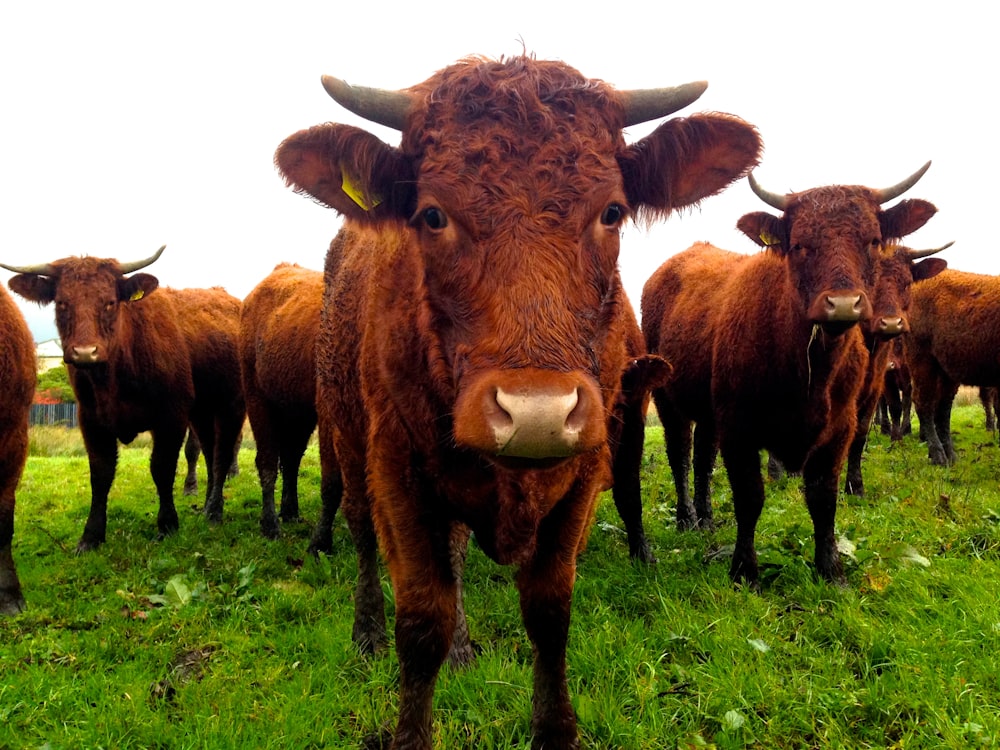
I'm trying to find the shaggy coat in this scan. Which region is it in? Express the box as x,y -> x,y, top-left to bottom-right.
7,256 -> 245,550
238,263 -> 322,538
906,269 -> 1000,464
642,178 -> 936,587
276,54 -> 761,750
0,286 -> 36,615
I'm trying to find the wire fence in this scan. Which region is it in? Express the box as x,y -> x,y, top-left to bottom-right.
29,403 -> 78,428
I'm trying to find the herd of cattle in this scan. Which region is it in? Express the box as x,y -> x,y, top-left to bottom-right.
0,54 -> 994,748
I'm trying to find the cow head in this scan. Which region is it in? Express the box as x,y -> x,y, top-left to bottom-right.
276,55 -> 761,462
3,246 -> 164,367
736,164 -> 937,336
868,242 -> 950,339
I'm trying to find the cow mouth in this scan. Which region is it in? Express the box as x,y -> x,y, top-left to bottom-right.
818,320 -> 860,337
488,455 -> 570,472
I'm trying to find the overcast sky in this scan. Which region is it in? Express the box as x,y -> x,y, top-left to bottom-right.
1,1 -> 991,342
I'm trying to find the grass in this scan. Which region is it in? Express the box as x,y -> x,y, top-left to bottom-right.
3,405 -> 1000,748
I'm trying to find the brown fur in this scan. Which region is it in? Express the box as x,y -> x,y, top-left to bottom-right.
905,269 -> 1000,465
276,54 -> 761,749
8,257 -> 245,550
642,180 -> 936,588
0,285 -> 36,615
238,263 -> 322,538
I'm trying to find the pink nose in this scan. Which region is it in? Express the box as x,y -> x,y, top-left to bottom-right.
453,368 -> 606,459
70,345 -> 99,364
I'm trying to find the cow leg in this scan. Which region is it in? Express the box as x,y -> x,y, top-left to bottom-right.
343,484 -> 387,655
610,394 -> 654,562
843,428 -> 867,497
250,403 -> 281,538
801,441 -> 846,585
900,379 -> 913,437
149,423 -> 183,540
206,412 -> 243,525
518,496 -> 592,750
0,471 -> 25,615
446,523 -> 475,668
182,428 -> 199,496
935,384 -> 959,465
277,416 -> 314,524
720,442 -> 764,589
387,523 -> 457,750
691,420 -> 717,530
307,417 -> 343,555
659,399 -> 697,530
77,418 -> 118,552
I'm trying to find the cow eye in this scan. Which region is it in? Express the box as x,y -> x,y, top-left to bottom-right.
601,203 -> 625,226
422,207 -> 448,231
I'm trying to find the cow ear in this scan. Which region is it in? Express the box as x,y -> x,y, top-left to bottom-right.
275,123 -> 415,222
620,113 -> 762,217
119,273 -> 159,302
8,274 -> 56,304
736,212 -> 785,249
912,257 -> 947,282
881,199 -> 937,241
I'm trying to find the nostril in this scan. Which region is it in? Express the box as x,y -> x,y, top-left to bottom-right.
564,387 -> 586,433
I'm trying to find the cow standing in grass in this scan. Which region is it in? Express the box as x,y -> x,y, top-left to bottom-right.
3,248 -> 246,550
239,263 -> 322,539
276,54 -> 761,749
843,243 -> 949,496
0,285 -> 36,615
906,269 -> 1000,465
642,165 -> 937,587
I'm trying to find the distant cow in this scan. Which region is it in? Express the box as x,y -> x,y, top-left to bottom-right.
642,164 -> 937,587
843,244 -> 949,496
876,337 -> 913,441
182,426 -> 242,497
275,54 -> 761,749
3,248 -> 246,550
239,263 -> 322,539
0,285 -> 36,615
906,268 -> 1000,465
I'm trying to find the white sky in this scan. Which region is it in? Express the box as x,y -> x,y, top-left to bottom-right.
1,1 -> 991,341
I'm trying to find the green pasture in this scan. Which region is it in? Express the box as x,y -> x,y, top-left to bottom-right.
3,403 -> 1000,748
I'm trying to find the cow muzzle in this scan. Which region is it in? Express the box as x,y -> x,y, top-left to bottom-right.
453,368 -> 607,460
807,289 -> 871,334
66,345 -> 101,366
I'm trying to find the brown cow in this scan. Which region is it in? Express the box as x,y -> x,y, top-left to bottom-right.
0,285 -> 36,615
182,426 -> 241,497
842,244 -> 949,496
275,54 -> 761,749
905,268 -> 1000,465
875,337 -> 913,441
642,166 -> 937,587
981,386 -> 999,432
3,248 -> 246,550
239,263 -> 322,539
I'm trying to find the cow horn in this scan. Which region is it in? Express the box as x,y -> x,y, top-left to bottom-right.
321,76 -> 412,131
620,81 -> 709,127
118,245 -> 166,274
873,161 -> 932,204
905,240 -> 954,259
747,172 -> 789,210
0,259 -> 57,275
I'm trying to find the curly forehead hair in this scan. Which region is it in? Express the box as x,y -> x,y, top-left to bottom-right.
400,56 -> 629,230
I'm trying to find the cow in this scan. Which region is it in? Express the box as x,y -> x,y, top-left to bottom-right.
182,426 -> 242,496
875,337 -> 913,441
905,268 -> 1000,465
0,285 -> 36,615
641,164 -> 937,588
3,248 -> 246,550
274,54 -> 762,749
238,263 -> 322,539
842,243 -> 949,496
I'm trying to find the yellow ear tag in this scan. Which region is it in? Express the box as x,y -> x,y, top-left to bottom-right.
130,289 -> 144,301
759,231 -> 781,247
341,168 -> 382,211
